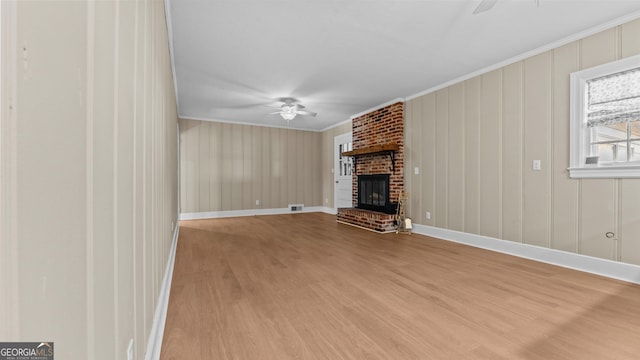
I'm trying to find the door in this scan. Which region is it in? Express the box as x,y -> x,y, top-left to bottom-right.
334,132 -> 353,208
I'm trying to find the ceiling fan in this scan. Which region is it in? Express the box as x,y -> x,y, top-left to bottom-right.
270,98 -> 317,122
473,0 -> 539,14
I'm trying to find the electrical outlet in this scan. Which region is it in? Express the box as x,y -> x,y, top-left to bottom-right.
325,198 -> 329,204
426,211 -> 431,220
256,199 -> 260,206
127,339 -> 134,360
533,160 -> 541,171
414,166 -> 419,175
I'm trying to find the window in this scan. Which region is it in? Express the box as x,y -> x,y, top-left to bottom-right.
338,141 -> 353,176
570,54 -> 640,178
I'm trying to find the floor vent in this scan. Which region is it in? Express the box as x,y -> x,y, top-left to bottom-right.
289,204 -> 304,212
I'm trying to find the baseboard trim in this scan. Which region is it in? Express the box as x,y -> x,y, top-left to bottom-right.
144,220 -> 180,360
412,224 -> 640,285
180,206 -> 336,220
320,206 -> 337,215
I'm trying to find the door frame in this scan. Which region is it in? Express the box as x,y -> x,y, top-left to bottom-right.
333,132 -> 353,209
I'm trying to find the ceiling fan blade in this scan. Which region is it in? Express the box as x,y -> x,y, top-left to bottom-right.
269,111 -> 282,115
218,102 -> 269,109
473,0 -> 497,14
297,110 -> 317,117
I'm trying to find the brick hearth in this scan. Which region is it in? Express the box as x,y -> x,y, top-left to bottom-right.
337,208 -> 397,233
337,102 -> 404,232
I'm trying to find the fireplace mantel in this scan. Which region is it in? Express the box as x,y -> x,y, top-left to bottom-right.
340,142 -> 399,157
341,142 -> 399,172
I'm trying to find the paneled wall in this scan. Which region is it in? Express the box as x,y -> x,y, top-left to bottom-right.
180,119 -> 322,212
0,1 -> 178,359
405,19 -> 640,266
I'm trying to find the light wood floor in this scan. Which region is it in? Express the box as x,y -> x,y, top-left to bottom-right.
160,213 -> 640,359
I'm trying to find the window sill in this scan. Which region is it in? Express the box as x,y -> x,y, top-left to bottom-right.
568,166 -> 640,178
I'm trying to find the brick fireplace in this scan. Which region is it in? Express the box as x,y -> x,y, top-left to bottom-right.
337,102 -> 404,232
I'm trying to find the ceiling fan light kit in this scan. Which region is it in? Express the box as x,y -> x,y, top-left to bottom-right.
271,98 -> 317,122
280,105 -> 298,121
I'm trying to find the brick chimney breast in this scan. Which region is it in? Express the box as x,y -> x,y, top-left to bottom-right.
351,102 -> 404,207
336,101 -> 405,233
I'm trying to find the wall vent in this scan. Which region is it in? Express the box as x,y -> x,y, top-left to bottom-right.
289,204 -> 304,212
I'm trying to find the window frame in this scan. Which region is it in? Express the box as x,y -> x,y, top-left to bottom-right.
569,53 -> 640,178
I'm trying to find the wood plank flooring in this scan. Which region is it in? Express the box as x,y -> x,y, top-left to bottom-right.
160,213 -> 640,359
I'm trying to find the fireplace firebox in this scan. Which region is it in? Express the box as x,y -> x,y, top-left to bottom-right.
357,174 -> 397,214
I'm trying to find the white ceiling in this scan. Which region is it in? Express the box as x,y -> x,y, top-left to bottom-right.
167,0 -> 640,131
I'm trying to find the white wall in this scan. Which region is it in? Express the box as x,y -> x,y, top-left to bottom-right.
0,0 -> 178,359
404,18 -> 640,266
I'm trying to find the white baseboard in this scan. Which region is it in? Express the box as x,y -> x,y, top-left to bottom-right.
145,220 -> 180,360
320,206 -> 337,215
412,224 -> 640,285
180,206 -> 336,220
